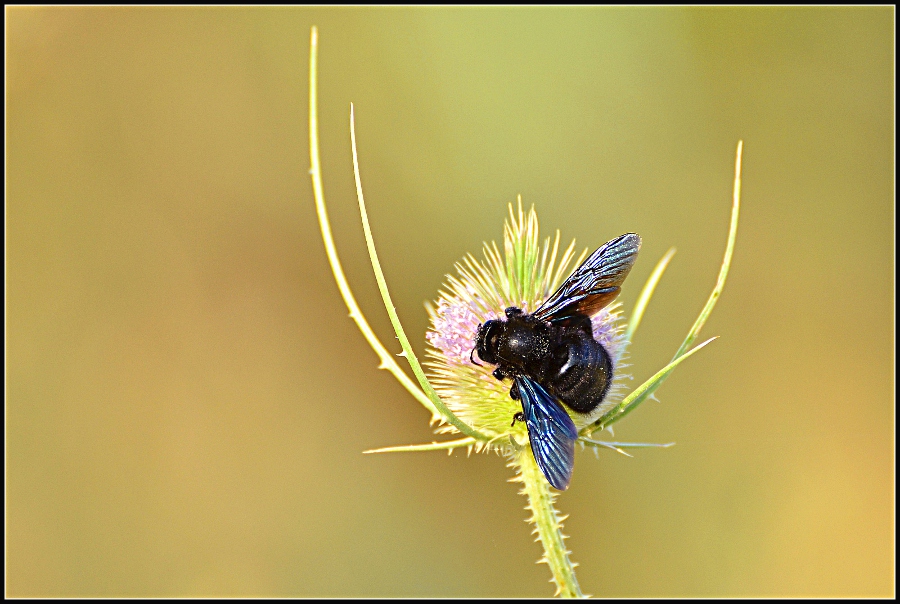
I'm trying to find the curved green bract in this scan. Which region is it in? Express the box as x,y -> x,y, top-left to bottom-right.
581,337 -> 717,437
349,106 -> 490,442
308,28 -> 439,419
671,142 -> 742,361
625,247 -> 676,344
364,437 -> 477,454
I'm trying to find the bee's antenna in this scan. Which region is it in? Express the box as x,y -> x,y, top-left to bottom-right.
470,347 -> 482,366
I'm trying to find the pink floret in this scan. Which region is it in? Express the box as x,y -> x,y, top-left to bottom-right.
426,298 -> 485,366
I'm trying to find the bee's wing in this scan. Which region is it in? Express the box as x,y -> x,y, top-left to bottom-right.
534,233 -> 641,325
515,376 -> 578,491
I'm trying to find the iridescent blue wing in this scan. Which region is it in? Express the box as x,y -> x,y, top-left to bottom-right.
534,233 -> 641,325
515,376 -> 578,491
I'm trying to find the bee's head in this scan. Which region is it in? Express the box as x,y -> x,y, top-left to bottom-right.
473,319 -> 503,366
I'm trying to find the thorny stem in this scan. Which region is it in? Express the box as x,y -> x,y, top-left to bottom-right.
514,448 -> 584,598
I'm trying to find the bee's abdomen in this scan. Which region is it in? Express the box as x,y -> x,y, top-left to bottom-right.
552,333 -> 612,414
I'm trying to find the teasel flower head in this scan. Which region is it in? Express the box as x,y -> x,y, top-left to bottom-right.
425,200 -> 629,448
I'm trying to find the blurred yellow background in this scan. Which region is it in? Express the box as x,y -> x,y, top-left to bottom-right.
7,7 -> 893,597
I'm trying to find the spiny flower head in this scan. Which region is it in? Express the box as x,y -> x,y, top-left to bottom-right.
425,201 -> 630,447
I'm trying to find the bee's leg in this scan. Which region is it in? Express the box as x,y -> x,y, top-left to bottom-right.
504,307 -> 524,318
510,411 -> 525,427
508,382 -> 524,426
492,368 -> 507,381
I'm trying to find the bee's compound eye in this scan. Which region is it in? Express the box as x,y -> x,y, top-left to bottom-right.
476,320 -> 502,365
482,320 -> 500,342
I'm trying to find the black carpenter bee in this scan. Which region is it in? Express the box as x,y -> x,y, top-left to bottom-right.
472,233 -> 641,490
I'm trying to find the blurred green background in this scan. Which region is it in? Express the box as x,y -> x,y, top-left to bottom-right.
7,6 -> 893,597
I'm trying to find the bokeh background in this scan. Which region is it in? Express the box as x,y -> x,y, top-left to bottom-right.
7,7 -> 893,597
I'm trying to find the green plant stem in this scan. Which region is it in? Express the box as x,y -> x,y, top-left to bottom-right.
516,448 -> 584,598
